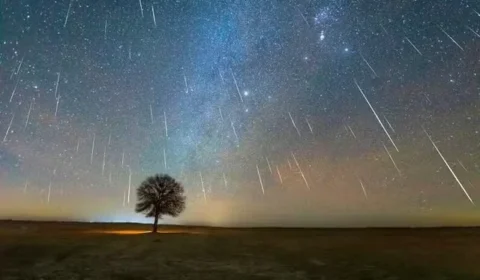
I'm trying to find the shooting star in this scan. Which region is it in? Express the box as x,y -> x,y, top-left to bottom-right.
64,0 -> 73,28
230,119 -> 239,144
358,178 -> 368,199
230,69 -> 244,103
104,19 -> 107,40
222,173 -> 228,189
276,165 -> 283,184
16,56 -> 24,75
347,124 -> 357,139
265,157 -> 273,174
90,133 -> 95,164
219,69 -> 225,84
199,172 -> 206,202
163,148 -> 167,170
256,164 -> 265,195
423,127 -> 474,205
439,26 -> 464,51
54,95 -> 61,117
54,72 -> 61,99
47,182 -> 52,204
380,23 -> 389,36
121,151 -> 125,168
149,105 -> 154,124
24,99 -> 34,130
422,93 -> 432,104
305,118 -> 313,134
76,138 -> 80,153
127,167 -> 132,204
183,72 -> 189,93
383,115 -> 395,133
102,146 -> 106,176
151,5 -> 156,27
164,111 -> 168,138
10,66 -> 16,80
123,190 -> 126,207
360,53 -> 378,77
9,77 -> 20,103
3,113 -> 15,143
457,160 -> 468,172
138,0 -> 144,17
404,37 -> 423,55
466,26 -> 480,38
218,107 -> 224,122
295,6 -> 310,27
354,79 -> 399,152
383,143 -> 401,176
291,152 -> 310,190
288,112 -> 301,137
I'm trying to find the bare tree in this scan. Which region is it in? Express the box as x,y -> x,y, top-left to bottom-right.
135,174 -> 186,233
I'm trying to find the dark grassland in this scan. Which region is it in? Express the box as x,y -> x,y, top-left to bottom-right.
1,221 -> 480,280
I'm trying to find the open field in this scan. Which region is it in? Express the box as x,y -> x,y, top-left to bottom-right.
1,221 -> 480,279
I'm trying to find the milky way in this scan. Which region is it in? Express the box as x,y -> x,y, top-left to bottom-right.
1,0 -> 480,226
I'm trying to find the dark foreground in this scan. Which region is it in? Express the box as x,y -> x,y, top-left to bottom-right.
1,221 -> 480,280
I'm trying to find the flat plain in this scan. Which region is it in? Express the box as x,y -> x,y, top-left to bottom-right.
1,221 -> 479,279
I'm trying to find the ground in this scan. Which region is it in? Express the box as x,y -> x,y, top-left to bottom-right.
0,221 -> 479,279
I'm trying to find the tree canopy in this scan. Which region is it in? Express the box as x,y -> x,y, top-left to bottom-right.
135,174 -> 186,232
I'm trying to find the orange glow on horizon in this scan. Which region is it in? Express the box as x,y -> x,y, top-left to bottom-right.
85,229 -> 204,235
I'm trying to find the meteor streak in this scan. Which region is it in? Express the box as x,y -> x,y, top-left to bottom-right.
276,165 -> 283,184
291,152 -> 310,190
265,157 -> 273,174
138,0 -> 144,17
404,37 -> 422,55
354,79 -> 399,152
127,167 -> 132,204
288,112 -> 301,137
3,114 -> 14,143
383,143 -> 401,176
358,178 -> 368,199
256,164 -> 265,195
24,99 -> 34,130
423,127 -> 474,205
439,26 -> 464,51
90,133 -> 95,164
360,53 -> 378,77
64,0 -> 73,28
199,172 -> 206,202
230,69 -> 244,104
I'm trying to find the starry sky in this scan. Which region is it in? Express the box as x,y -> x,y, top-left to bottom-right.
0,0 -> 479,227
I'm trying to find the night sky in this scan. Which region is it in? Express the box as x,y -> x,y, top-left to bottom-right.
1,0 -> 479,227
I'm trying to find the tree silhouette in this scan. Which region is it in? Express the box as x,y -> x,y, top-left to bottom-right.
135,174 -> 186,233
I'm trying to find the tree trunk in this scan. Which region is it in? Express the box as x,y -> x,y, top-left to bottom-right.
152,214 -> 159,233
